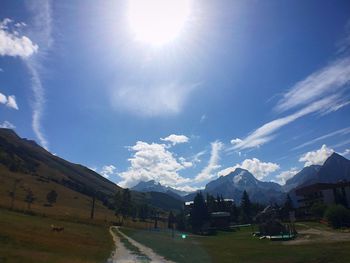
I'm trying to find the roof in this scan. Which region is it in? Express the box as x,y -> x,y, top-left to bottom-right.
211,212 -> 230,218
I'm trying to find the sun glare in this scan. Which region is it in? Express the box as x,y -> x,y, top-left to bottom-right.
127,0 -> 192,46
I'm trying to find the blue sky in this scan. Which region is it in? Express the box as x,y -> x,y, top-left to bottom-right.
1,0 -> 350,191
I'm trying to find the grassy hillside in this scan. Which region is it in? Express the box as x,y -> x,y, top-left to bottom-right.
0,209 -> 113,263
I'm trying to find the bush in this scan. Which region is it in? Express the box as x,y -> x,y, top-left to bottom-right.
324,205 -> 350,228
310,203 -> 327,218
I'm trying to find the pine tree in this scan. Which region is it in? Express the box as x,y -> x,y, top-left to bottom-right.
240,190 -> 252,223
168,211 -> 175,229
46,190 -> 58,206
190,192 -> 209,233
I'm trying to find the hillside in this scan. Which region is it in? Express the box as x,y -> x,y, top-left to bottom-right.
0,128 -> 182,218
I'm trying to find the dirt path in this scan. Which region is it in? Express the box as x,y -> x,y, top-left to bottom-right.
108,227 -> 175,263
285,225 -> 350,245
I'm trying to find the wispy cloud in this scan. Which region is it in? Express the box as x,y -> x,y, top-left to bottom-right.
292,127 -> 350,151
194,141 -> 223,182
24,0 -> 53,150
112,82 -> 199,117
230,95 -> 347,150
275,168 -> 299,185
275,57 -> 350,113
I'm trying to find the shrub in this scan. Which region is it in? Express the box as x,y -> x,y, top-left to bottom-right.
310,203 -> 327,218
324,204 -> 350,228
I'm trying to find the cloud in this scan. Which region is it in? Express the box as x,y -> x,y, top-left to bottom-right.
275,57 -> 350,112
230,95 -> 348,150
299,144 -> 334,167
24,0 -> 53,150
0,121 -> 16,129
194,141 -> 223,182
341,149 -> 350,157
218,158 -> 280,180
0,18 -> 38,58
6,95 -> 19,110
160,134 -> 189,145
275,168 -> 299,185
200,114 -> 207,123
292,127 -> 350,151
118,141 -> 191,188
0,92 -> 19,110
112,82 -> 198,117
100,165 -> 117,179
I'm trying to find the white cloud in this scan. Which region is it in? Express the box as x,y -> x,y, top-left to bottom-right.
173,185 -> 202,193
0,92 -> 19,110
160,134 -> 189,145
100,165 -> 117,179
194,141 -> 223,182
341,149 -> 350,157
0,121 -> 16,129
179,157 -> 193,168
275,168 -> 299,185
0,18 -> 38,58
275,57 -> 350,112
292,127 -> 350,151
112,82 -> 198,117
230,95 -> 348,150
118,141 -> 191,188
299,144 -> 334,167
218,158 -> 280,180
6,95 -> 18,110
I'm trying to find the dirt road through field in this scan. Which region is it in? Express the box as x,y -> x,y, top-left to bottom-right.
108,227 -> 175,263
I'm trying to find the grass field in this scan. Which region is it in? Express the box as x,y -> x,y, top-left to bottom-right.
0,208 -> 113,263
0,168 -> 116,222
121,224 -> 350,263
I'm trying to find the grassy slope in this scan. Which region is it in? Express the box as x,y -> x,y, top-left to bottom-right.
121,224 -> 350,263
0,209 -> 114,263
0,168 -> 116,221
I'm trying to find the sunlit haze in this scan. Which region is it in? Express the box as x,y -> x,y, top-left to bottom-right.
127,0 -> 192,46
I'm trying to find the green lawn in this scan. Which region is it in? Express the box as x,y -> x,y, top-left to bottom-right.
0,208 -> 114,263
121,224 -> 350,263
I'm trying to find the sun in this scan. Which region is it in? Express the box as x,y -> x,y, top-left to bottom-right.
127,0 -> 192,46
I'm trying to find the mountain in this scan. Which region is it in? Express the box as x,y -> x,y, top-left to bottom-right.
314,152 -> 350,183
283,165 -> 321,192
131,180 -> 189,198
0,128 -> 181,215
286,153 -> 350,192
185,168 -> 285,204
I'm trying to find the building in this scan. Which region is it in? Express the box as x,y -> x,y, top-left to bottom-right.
295,182 -> 350,210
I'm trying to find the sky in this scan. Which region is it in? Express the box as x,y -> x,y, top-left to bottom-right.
1,0 -> 350,192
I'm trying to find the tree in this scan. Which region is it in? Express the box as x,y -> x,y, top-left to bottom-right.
46,190 -> 58,206
25,189 -> 35,211
281,194 -> 294,220
206,193 -> 216,213
190,192 -> 209,233
310,203 -> 327,218
175,210 -> 187,231
138,204 -> 149,221
240,190 -> 252,223
120,188 -> 132,220
324,205 -> 350,228
168,211 -> 175,229
9,178 -> 21,210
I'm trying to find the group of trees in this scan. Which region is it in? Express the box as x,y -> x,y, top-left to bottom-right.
8,178 -> 58,211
